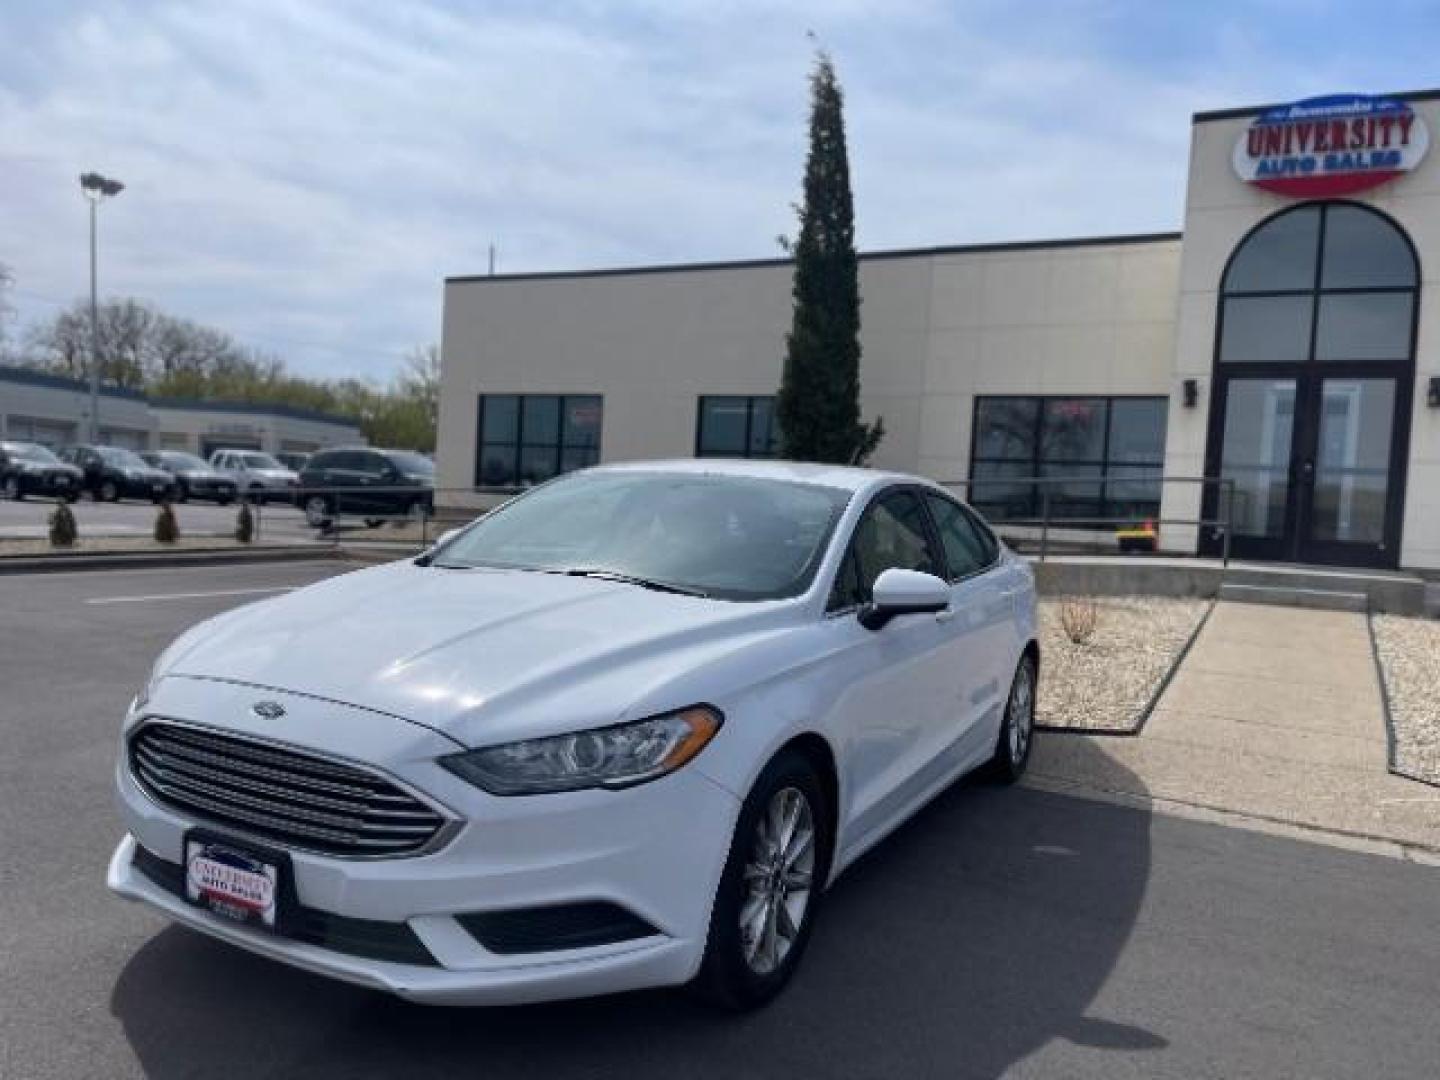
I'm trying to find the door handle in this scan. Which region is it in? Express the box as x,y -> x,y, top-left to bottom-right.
935,608 -> 956,624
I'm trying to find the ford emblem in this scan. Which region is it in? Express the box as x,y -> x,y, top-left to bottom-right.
251,701 -> 286,720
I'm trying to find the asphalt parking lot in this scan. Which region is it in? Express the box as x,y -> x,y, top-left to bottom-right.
3,560 -> 1439,1079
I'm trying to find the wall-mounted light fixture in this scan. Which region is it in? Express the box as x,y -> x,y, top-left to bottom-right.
1182,378 -> 1200,408
1428,376 -> 1440,408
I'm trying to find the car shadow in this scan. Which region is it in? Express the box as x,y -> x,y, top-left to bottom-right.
111,737 -> 1161,1079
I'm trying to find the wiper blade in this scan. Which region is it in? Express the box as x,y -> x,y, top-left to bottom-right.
559,568 -> 709,598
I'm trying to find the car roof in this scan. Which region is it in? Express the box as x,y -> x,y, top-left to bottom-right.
588,458 -> 925,495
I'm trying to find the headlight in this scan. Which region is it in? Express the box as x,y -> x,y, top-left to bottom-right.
440,705 -> 723,795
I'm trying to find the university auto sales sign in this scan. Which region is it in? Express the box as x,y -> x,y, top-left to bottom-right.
1233,93 -> 1429,197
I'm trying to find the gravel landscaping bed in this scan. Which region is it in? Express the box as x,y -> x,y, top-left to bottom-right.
1370,615 -> 1440,786
1037,596 -> 1211,733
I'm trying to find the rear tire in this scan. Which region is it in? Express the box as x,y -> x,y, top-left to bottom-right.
693,749 -> 831,1011
988,653 -> 1037,784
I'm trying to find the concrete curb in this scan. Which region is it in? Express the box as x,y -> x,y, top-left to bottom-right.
1035,597 -> 1216,739
0,545 -> 338,575
1365,611 -> 1440,792
1023,771 -> 1440,864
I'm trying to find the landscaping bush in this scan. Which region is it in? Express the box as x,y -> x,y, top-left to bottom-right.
49,502 -> 79,548
235,503 -> 255,544
153,502 -> 180,545
1059,596 -> 1099,644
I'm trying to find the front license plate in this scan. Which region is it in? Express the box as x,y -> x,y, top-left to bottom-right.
152,484 -> 164,494
185,837 -> 281,929
55,477 -> 69,487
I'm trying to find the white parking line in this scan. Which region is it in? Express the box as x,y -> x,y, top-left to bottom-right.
85,586 -> 297,605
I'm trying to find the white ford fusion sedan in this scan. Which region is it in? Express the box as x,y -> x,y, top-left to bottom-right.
108,460 -> 1038,1009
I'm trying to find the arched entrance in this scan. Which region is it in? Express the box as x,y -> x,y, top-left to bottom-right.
1202,201 -> 1418,568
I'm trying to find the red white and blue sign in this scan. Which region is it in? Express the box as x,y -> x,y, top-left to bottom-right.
1233,94 -> 1429,198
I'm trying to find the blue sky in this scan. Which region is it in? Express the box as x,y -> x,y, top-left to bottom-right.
3,0 -> 1439,380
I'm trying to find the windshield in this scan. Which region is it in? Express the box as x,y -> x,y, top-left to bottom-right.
97,447 -> 148,469
6,443 -> 59,463
240,452 -> 283,469
436,471 -> 852,601
387,451 -> 434,475
161,452 -> 210,470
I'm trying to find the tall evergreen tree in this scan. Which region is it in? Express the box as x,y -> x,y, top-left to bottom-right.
776,52 -> 884,464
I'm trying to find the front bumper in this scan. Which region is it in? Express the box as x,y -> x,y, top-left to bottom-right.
110,688 -> 740,1005
17,470 -> 81,497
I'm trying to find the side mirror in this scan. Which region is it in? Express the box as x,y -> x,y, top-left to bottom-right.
859,568 -> 950,631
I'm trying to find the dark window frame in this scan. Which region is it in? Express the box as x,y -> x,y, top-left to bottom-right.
694,395 -> 778,459
1218,202 -> 1420,368
475,394 -> 603,487
967,394 -> 1168,523
923,490 -> 1001,582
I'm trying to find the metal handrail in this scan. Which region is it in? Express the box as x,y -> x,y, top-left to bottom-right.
938,474 -> 1237,566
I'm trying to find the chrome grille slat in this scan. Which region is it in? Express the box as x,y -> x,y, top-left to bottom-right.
133,760 -> 436,836
138,735 -> 418,804
158,726 -> 398,789
129,723 -> 449,857
132,744 -> 438,821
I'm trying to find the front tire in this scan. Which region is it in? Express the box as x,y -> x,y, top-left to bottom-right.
988,653 -> 1037,784
174,482 -> 189,503
3,476 -> 22,501
99,480 -> 119,502
694,749 -> 830,1010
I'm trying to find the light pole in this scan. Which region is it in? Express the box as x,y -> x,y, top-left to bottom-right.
79,171 -> 123,443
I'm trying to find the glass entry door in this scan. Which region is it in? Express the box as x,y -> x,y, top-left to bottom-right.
1303,378 -> 1399,565
1209,374 -> 1406,567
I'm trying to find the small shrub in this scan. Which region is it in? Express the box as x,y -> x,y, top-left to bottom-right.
1059,596 -> 1099,645
154,502 -> 180,545
49,502 -> 79,548
235,503 -> 255,544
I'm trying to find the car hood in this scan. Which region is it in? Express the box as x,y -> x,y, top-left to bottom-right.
177,468 -> 229,481
159,560 -> 799,746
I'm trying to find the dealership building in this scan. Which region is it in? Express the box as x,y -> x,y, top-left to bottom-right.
0,366 -> 363,457
436,90 -> 1440,572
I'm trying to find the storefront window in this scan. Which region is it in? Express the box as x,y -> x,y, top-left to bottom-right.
696,396 -> 777,458
969,396 -> 1166,522
476,395 -> 601,486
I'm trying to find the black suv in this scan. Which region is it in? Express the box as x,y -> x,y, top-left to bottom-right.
58,445 -> 176,502
298,447 -> 435,527
0,441 -> 84,501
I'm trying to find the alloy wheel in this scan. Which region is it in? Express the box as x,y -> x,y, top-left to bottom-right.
739,786 -> 815,976
304,496 -> 330,527
1008,660 -> 1035,764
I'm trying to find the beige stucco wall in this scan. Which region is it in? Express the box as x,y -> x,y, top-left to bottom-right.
1164,98 -> 1440,569
436,239 -> 1181,500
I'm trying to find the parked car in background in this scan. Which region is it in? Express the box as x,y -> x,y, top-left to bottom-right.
0,441 -> 84,501
297,446 -> 435,527
58,445 -> 175,503
141,452 -> 238,505
208,449 -> 300,504
274,451 -> 311,473
108,461 -> 1038,1009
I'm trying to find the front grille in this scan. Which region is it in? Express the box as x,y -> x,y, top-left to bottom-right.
129,722 -> 449,858
131,844 -> 438,966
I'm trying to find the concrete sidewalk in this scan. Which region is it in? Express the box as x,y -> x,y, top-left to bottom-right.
1029,601 -> 1440,853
